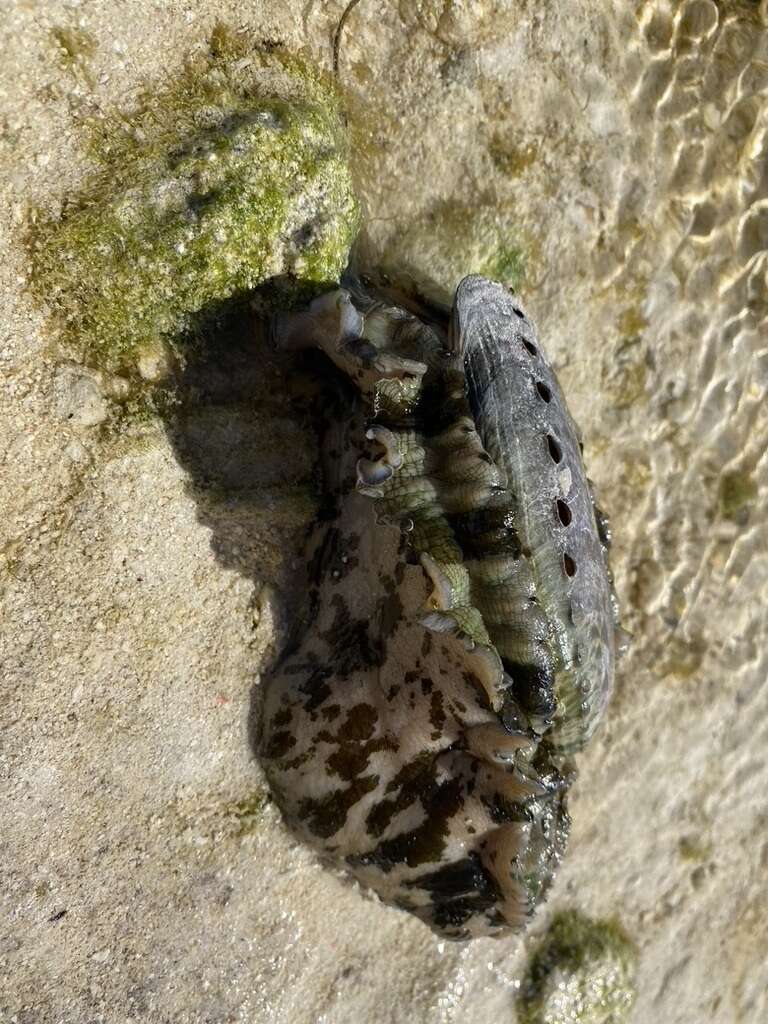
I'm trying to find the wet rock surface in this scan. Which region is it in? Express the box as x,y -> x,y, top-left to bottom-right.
1,2 -> 767,1023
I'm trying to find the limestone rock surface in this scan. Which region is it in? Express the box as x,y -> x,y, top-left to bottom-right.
2,2 -> 767,1023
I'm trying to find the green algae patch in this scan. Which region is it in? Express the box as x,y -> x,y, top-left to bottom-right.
27,42 -> 359,373
678,834 -> 712,863
617,305 -> 648,338
51,25 -> 96,67
489,136 -> 539,179
602,336 -> 649,411
225,789 -> 269,836
719,469 -> 757,522
373,198 -> 528,304
518,911 -> 637,1024
482,243 -> 526,290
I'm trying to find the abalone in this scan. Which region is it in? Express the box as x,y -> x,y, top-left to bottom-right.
258,276 -> 618,939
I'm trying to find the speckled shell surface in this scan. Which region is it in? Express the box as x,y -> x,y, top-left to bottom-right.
258,277 -> 617,939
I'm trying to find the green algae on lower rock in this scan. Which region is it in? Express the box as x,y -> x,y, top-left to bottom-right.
518,911 -> 637,1024
27,42 -> 359,373
719,469 -> 758,522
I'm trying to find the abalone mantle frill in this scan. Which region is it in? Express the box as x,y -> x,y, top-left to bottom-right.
258,276 -> 619,939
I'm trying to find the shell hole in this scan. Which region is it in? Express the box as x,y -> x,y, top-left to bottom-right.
536,381 -> 552,402
513,307 -> 525,319
563,552 -> 577,577
546,434 -> 562,463
556,499 -> 572,526
522,338 -> 538,356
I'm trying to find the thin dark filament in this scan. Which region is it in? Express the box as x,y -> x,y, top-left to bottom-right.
333,0 -> 364,76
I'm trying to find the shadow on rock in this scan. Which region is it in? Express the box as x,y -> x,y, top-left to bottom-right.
159,283 -> 335,757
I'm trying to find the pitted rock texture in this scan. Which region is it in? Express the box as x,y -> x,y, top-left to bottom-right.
1,2 -> 767,1023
